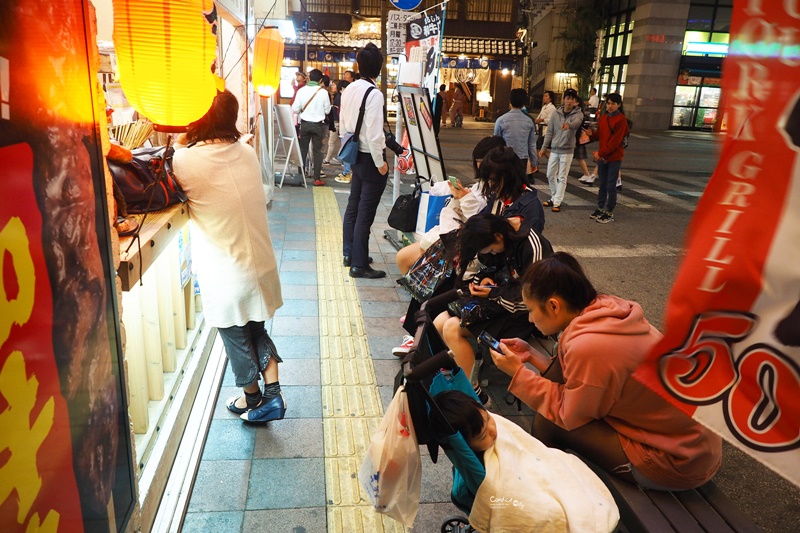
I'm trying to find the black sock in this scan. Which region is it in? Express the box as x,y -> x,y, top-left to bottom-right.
244,389 -> 263,409
263,381 -> 281,400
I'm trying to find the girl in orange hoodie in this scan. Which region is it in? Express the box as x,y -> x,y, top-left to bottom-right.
490,252 -> 722,490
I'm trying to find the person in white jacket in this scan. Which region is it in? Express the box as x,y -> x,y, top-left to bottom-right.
173,90 -> 286,424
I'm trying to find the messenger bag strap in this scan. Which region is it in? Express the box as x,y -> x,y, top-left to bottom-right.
300,87 -> 324,113
353,86 -> 376,137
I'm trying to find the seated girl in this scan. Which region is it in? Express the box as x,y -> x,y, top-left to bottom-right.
490,252 -> 723,490
434,213 -> 552,405
434,390 -> 619,532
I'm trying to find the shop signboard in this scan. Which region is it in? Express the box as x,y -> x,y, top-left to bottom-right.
635,0 -> 800,487
387,10 -> 419,56
405,8 -> 443,101
0,1 -> 136,531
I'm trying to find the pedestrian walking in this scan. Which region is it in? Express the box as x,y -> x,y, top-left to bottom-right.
339,43 -> 389,278
538,88 -> 583,212
450,85 -> 465,127
535,90 -> 556,149
493,88 -> 538,183
433,84 -> 451,134
292,69 -> 332,186
587,93 -> 629,223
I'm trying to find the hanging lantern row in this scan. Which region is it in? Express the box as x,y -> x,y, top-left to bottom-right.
112,0 -> 218,129
253,27 -> 285,98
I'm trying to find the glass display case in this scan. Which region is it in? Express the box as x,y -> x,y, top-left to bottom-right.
674,86 -> 699,107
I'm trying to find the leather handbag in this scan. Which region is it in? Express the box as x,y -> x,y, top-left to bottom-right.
338,86 -> 375,165
388,182 -> 421,232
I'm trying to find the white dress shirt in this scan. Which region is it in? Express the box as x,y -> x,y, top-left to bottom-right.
339,78 -> 386,168
536,102 -> 556,125
291,82 -> 331,123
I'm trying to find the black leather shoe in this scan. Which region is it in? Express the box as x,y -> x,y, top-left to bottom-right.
349,265 -> 386,279
343,255 -> 373,267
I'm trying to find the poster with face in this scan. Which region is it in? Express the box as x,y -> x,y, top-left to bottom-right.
0,1 -> 135,531
405,9 -> 443,100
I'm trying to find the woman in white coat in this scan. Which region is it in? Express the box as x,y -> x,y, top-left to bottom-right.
173,90 -> 286,424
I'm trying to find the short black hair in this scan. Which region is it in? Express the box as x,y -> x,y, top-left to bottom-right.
308,69 -> 323,82
187,89 -> 241,143
563,88 -> 578,99
338,80 -> 349,92
320,74 -> 330,87
357,43 -> 383,79
509,88 -> 527,108
440,84 -> 447,91
544,90 -> 555,102
432,390 -> 486,443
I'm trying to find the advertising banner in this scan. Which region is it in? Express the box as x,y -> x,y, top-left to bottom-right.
405,8 -> 443,100
0,1 -> 136,531
387,10 -> 419,57
634,0 -> 800,487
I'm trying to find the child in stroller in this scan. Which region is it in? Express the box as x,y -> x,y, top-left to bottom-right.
398,295 -> 619,533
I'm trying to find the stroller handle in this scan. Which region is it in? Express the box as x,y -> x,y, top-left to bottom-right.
419,288 -> 465,318
404,349 -> 457,382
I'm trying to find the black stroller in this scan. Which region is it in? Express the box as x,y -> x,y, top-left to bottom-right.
395,289 -> 488,533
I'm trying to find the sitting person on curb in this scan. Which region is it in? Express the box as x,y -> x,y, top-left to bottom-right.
433,214 -> 553,406
489,252 -> 723,490
395,135 -> 505,275
433,390 -> 620,532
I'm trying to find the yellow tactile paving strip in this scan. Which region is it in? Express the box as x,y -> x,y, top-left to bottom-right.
314,188 -> 407,532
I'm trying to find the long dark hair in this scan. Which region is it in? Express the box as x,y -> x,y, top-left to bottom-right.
521,252 -> 597,312
432,390 -> 486,443
186,89 -> 241,143
457,214 -> 525,279
478,146 -> 525,200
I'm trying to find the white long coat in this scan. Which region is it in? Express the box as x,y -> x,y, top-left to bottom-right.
173,140 -> 282,328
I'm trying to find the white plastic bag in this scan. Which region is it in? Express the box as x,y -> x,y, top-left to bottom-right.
358,386 -> 421,527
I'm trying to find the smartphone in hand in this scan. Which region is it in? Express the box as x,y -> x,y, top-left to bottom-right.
478,331 -> 502,352
448,176 -> 462,190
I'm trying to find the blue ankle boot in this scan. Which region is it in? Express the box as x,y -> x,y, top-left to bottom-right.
240,392 -> 286,423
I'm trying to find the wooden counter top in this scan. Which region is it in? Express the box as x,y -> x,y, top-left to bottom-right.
118,204 -> 189,291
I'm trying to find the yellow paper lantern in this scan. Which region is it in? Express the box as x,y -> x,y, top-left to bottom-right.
113,0 -> 218,128
253,27 -> 285,97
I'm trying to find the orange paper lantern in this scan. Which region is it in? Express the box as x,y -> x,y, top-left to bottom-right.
253,27 -> 285,97
113,0 -> 218,127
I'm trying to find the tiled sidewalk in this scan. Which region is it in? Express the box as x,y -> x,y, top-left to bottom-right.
183,181 -> 535,532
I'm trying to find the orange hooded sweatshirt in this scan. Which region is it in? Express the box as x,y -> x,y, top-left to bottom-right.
508,294 -> 722,489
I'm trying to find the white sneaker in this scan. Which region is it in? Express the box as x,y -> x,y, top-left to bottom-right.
579,173 -> 592,183
616,177 -> 622,189
392,335 -> 414,357
582,173 -> 597,185
334,172 -> 352,183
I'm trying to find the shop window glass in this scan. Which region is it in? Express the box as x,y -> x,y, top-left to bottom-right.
674,86 -> 699,107
624,33 -> 632,55
710,33 -> 729,44
713,7 -> 732,32
672,107 -> 695,127
699,86 -> 721,108
695,107 -> 717,128
687,6 -> 714,31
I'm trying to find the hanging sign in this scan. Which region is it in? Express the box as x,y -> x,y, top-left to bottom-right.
387,10 -> 418,56
391,0 -> 422,10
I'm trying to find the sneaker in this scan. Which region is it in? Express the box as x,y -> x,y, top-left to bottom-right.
583,173 -> 597,185
334,172 -> 352,183
597,211 -> 615,224
616,177 -> 622,190
392,335 -> 414,357
474,385 -> 492,408
589,209 -> 604,219
314,179 -> 325,186
578,173 -> 592,183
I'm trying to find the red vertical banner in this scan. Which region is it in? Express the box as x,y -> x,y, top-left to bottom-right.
1,1 -> 136,531
634,1 -> 800,486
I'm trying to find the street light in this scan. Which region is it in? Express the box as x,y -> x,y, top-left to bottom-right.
252,26 -> 285,201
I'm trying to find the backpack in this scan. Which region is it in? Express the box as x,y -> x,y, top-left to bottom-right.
108,146 -> 186,214
609,117 -> 633,148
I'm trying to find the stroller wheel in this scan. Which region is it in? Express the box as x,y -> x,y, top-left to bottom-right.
441,515 -> 472,533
